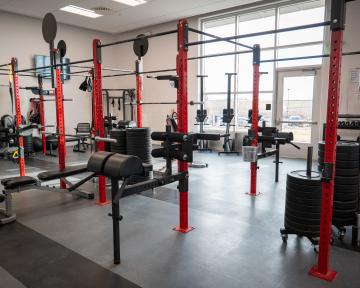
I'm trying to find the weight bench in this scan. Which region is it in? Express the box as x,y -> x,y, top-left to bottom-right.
0,163 -> 106,225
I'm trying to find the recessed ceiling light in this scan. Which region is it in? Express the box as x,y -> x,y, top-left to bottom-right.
60,5 -> 103,18
112,0 -> 147,7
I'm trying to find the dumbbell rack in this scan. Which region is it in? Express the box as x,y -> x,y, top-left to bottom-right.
338,114 -> 360,130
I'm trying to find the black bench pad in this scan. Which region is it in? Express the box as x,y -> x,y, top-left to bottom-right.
1,176 -> 38,190
38,165 -> 88,181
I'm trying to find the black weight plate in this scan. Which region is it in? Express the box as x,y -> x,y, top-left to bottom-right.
319,141 -> 360,154
286,193 -> 322,206
287,170 -> 321,186
333,200 -> 358,211
336,167 -> 359,177
286,181 -> 322,193
337,152 -> 359,161
285,205 -> 320,219
285,211 -> 320,226
285,218 -> 320,233
335,160 -> 359,169
333,217 -> 356,227
42,13 -> 57,44
333,210 -> 357,219
334,192 -> 358,202
133,34 -> 149,58
335,175 -> 360,185
334,184 -> 359,193
285,199 -> 321,213
286,188 -> 322,200
57,40 -> 67,58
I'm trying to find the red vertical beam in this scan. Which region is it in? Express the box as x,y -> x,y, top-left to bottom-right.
55,68 -> 66,189
93,39 -> 108,205
11,58 -> 25,176
249,45 -> 260,196
309,0 -> 345,281
38,76 -> 47,155
135,59 -> 143,128
174,19 -> 193,233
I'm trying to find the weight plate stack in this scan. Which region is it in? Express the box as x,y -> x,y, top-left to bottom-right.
284,170 -> 322,238
318,141 -> 359,227
126,128 -> 152,163
110,129 -> 126,154
126,128 -> 152,184
32,136 -> 43,153
23,135 -> 33,154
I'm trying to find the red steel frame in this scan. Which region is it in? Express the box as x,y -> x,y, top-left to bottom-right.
174,19 -> 193,233
309,29 -> 343,282
11,58 -> 25,176
249,45 -> 260,196
55,68 -> 67,189
136,59 -> 143,127
93,39 -> 108,205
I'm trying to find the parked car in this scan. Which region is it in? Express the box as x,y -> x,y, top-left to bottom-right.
288,115 -> 305,127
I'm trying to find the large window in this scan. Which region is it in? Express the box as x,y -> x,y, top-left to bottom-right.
201,0 -> 325,131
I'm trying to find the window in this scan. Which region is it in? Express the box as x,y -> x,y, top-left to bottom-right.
201,0 -> 325,131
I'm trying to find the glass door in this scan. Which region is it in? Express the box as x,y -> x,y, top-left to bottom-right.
276,68 -> 321,158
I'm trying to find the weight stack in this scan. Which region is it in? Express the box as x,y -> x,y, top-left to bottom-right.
126,128 -> 152,184
284,170 -> 322,238
109,129 -> 126,154
23,135 -> 33,155
318,141 -> 360,227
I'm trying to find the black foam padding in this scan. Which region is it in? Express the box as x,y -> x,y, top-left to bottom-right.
87,152 -> 115,174
38,165 -> 88,181
103,154 -> 144,179
1,176 -> 38,189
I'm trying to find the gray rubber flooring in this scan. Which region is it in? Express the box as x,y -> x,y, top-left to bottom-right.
0,149 -> 360,288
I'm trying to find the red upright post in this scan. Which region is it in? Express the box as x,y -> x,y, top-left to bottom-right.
174,19 -> 193,233
55,68 -> 66,189
38,75 -> 47,155
11,58 -> 25,176
309,0 -> 346,281
135,59 -> 143,128
93,39 -> 108,205
249,45 -> 261,196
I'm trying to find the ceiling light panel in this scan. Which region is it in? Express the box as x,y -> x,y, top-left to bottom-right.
112,0 -> 147,7
60,5 -> 103,18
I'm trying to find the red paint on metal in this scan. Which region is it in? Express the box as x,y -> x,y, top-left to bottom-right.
55,69 -> 66,189
174,19 -> 193,233
136,60 -> 143,128
93,39 -> 107,204
309,30 -> 343,281
249,63 -> 260,196
11,58 -> 25,176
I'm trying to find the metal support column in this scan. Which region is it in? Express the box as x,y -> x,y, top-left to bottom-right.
11,58 -> 25,176
55,68 -> 66,189
93,39 -> 108,205
309,0 -> 346,281
174,19 -> 193,233
135,59 -> 143,127
249,45 -> 261,196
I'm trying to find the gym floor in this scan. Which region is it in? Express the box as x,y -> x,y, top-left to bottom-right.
0,149 -> 359,288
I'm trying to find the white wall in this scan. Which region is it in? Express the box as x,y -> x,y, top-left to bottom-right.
0,11 -> 118,134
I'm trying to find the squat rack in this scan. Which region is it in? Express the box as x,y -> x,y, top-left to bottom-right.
185,0 -> 354,281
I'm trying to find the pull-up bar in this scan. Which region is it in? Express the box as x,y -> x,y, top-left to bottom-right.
16,59 -> 93,73
99,29 -> 178,48
186,21 -> 332,47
